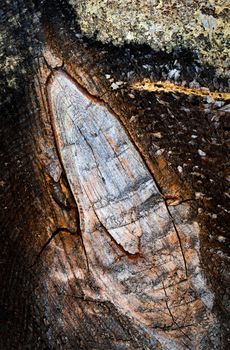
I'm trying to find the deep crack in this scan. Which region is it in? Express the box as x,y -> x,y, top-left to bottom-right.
162,281 -> 192,349
29,227 -> 75,268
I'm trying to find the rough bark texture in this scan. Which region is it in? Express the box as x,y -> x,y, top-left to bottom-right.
0,1 -> 229,349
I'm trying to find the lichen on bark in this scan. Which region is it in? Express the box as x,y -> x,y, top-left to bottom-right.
69,0 -> 230,75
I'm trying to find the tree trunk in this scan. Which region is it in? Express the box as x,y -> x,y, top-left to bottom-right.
0,1 -> 229,349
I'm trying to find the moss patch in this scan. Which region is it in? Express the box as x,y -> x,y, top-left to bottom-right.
69,0 -> 230,75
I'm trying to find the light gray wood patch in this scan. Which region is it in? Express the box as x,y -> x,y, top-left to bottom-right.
47,72 -> 215,343
48,71 -> 169,255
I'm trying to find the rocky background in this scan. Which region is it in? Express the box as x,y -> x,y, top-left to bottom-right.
69,0 -> 230,75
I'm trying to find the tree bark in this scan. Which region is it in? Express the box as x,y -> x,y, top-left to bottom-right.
0,1 -> 229,349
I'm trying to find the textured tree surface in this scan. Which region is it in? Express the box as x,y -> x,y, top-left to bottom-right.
0,1 -> 229,349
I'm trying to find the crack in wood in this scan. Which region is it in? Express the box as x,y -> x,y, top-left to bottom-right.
161,281 -> 192,349
164,203 -> 188,277
93,209 -> 141,259
29,227 -> 74,268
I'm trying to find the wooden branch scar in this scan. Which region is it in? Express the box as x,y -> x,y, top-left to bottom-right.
47,71 -> 215,342
48,71 -> 174,257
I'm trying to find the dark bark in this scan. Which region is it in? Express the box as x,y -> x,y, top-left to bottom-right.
0,1 -> 229,349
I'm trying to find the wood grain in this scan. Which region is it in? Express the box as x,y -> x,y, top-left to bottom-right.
48,71 -> 170,256
1,1 -> 229,348
47,71 -> 216,348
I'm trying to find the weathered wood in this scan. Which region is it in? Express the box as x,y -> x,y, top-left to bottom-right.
0,1 -> 229,349
49,71 -> 165,256
47,70 -> 217,348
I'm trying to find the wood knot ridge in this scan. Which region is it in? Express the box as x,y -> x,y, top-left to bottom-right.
132,79 -> 230,101
47,70 -> 188,276
43,70 -> 221,344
